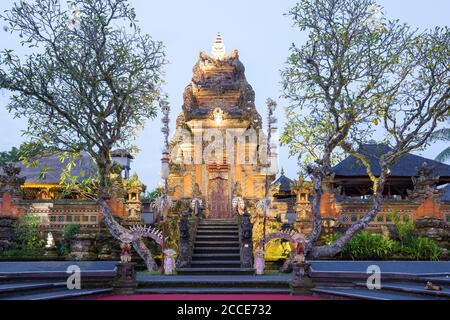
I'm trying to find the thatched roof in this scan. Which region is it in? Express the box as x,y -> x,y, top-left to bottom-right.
1,152 -> 97,185
332,144 -> 450,178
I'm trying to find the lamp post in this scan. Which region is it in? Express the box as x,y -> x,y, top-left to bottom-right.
263,98 -> 278,250
160,101 -> 171,274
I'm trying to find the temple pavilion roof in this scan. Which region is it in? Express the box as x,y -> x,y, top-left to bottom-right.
441,185 -> 450,202
332,144 -> 450,180
6,152 -> 97,185
271,169 -> 294,193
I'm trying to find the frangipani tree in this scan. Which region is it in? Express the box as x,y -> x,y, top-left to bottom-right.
281,0 -> 450,258
0,0 -> 166,270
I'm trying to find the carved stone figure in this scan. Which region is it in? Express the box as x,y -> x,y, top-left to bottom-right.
241,213 -> 252,240
0,164 -> 26,197
407,162 -> 443,201
179,213 -> 190,240
120,242 -> 132,263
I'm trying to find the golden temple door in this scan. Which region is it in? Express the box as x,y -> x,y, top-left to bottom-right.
207,177 -> 231,219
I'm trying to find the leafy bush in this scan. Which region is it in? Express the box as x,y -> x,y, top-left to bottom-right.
392,211 -> 414,245
342,231 -> 396,260
400,236 -> 443,261
58,224 -> 81,256
2,214 -> 45,257
324,232 -> 342,246
391,211 -> 443,261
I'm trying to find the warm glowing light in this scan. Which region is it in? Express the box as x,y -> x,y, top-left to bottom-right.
213,107 -> 224,126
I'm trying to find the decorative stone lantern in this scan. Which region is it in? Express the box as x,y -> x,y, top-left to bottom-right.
124,173 -> 146,222
163,249 -> 177,275
44,232 -> 58,257
254,249 -> 265,275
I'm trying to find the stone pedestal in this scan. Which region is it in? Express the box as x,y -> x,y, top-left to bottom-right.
0,217 -> 16,253
44,246 -> 58,257
290,262 -> 315,296
415,218 -> 449,250
69,234 -> 97,261
113,262 -> 137,295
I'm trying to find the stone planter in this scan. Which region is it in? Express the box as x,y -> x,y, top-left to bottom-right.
0,217 -> 16,253
69,234 -> 97,261
415,218 -> 449,249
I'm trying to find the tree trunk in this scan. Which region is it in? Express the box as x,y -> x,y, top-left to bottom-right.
132,239 -> 158,271
306,172 -> 324,253
97,199 -> 158,271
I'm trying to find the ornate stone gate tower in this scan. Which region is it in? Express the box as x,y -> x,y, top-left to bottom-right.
168,33 -> 277,219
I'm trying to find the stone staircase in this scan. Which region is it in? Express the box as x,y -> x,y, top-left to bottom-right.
137,274 -> 291,294
310,268 -> 450,300
0,281 -> 112,300
177,219 -> 254,275
0,261 -> 116,300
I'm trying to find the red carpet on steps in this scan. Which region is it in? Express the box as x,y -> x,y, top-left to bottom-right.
94,294 -> 323,301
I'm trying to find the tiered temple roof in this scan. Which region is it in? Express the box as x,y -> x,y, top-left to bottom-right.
178,33 -> 262,128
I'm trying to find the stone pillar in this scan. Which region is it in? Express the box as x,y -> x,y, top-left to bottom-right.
0,216 -> 17,254
113,262 -> 137,295
176,212 -> 196,269
290,262 -> 315,296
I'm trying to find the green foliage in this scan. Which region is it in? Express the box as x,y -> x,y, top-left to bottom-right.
2,214 -> 45,257
0,141 -> 47,167
252,218 -> 290,260
430,123 -> 450,163
391,211 -> 443,261
156,217 -> 179,254
337,213 -> 444,261
392,211 -> 414,245
324,232 -> 342,246
399,236 -> 443,261
14,215 -> 43,249
280,0 -> 416,170
141,187 -> 163,201
58,224 -> 81,257
342,231 -> 396,260
0,147 -> 20,167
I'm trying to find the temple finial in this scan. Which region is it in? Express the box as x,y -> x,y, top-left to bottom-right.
211,32 -> 226,59
281,168 -> 285,176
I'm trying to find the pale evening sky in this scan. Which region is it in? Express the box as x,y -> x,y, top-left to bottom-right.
0,0 -> 449,189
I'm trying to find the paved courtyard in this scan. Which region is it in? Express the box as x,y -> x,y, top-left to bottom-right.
0,260 -> 449,275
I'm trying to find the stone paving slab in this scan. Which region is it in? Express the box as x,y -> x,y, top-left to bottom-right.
95,294 -> 322,301
354,281 -> 450,298
422,276 -> 450,284
310,261 -> 450,275
0,261 -> 118,273
0,282 -> 66,293
137,274 -> 291,283
312,287 -> 438,300
1,260 -> 448,276
1,288 -> 113,301
137,288 -> 291,294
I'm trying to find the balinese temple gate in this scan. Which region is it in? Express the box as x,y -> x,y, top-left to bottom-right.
168,33 -> 278,220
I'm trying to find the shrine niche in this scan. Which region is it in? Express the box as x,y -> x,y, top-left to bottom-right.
168,33 -> 277,219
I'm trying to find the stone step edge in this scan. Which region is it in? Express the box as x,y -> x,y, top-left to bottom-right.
0,282 -> 67,294
177,268 -> 253,272
191,260 -> 241,264
136,288 -> 290,294
1,288 -> 113,301
354,282 -> 450,298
